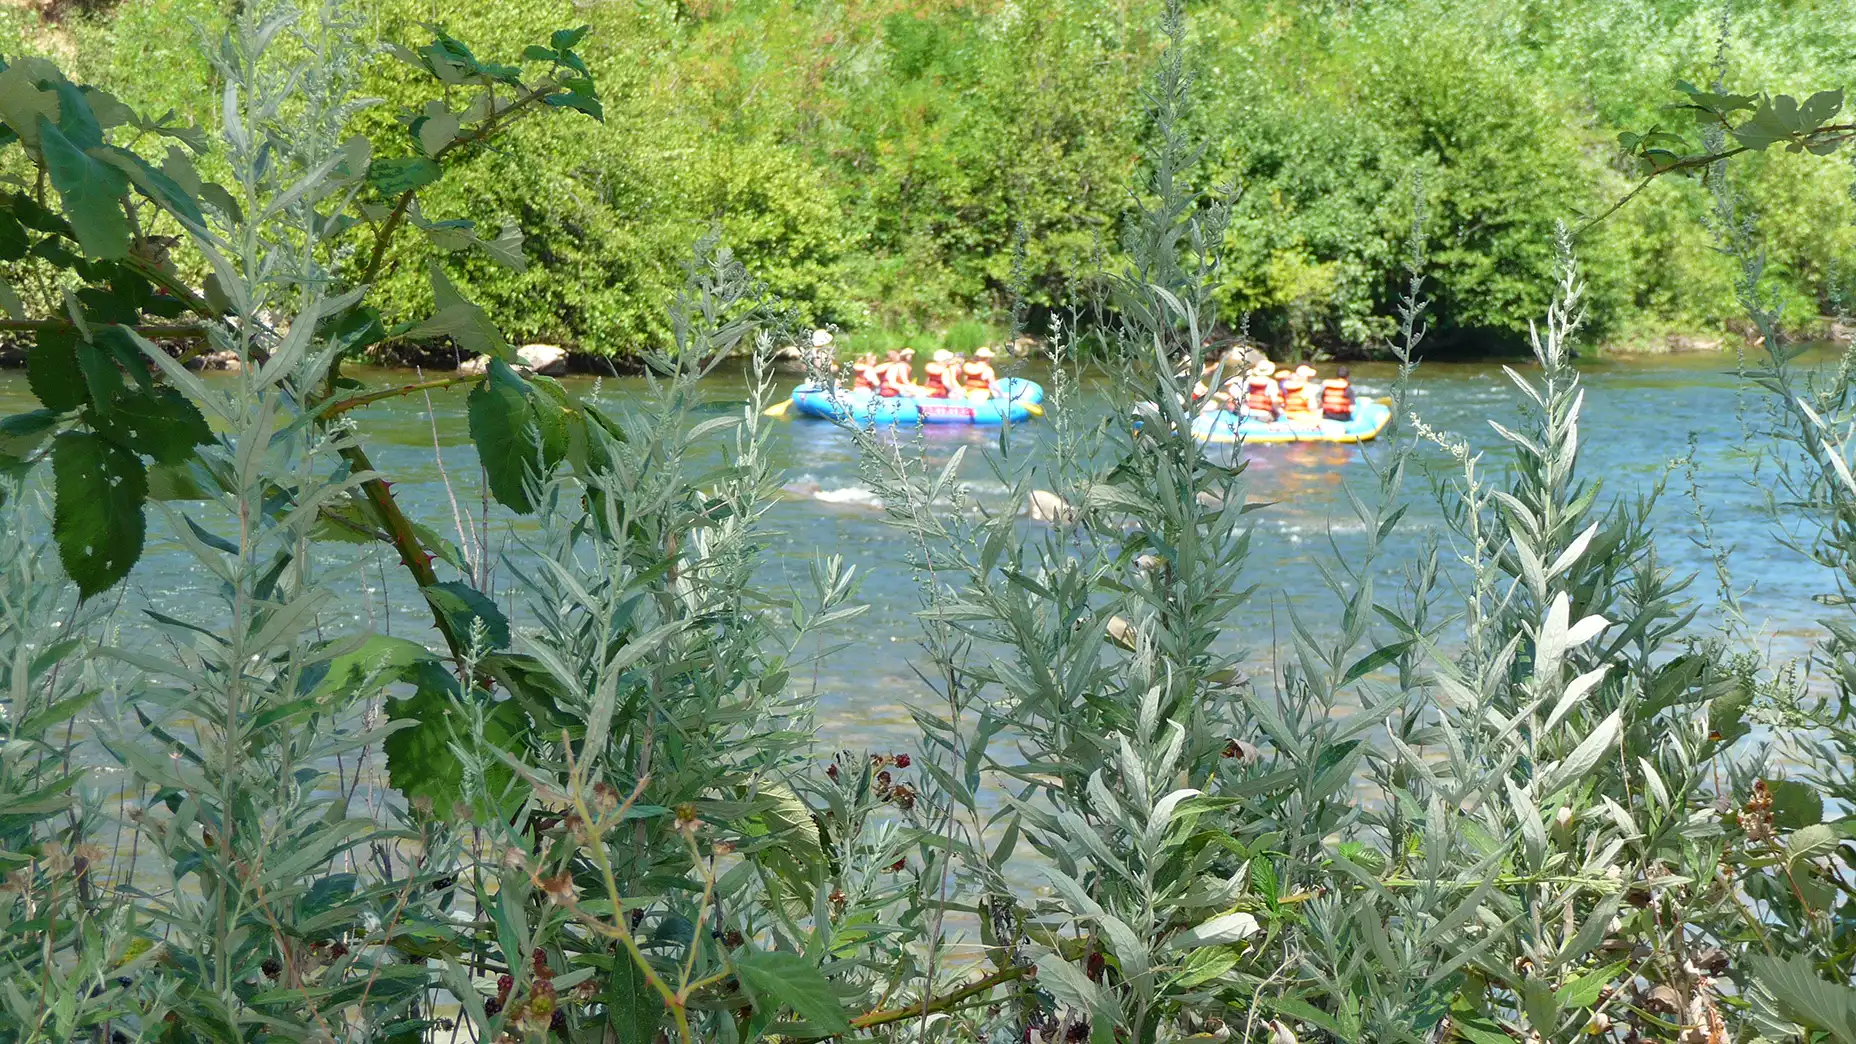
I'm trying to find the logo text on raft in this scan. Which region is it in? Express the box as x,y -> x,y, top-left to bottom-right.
919,404 -> 976,419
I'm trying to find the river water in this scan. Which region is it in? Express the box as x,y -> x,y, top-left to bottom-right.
0,352 -> 1836,755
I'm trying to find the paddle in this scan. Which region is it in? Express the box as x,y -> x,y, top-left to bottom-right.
763,398 -> 793,418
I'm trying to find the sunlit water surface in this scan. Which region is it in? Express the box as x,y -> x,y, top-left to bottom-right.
0,351 -> 1832,774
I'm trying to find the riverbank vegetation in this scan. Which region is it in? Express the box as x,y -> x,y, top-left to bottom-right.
2,1 -> 1856,1042
2,0 -> 1850,358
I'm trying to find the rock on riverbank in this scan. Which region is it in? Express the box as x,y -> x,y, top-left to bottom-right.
458,344 -> 568,376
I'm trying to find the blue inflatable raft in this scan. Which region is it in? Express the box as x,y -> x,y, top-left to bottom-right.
1191,398 -> 1392,445
790,377 -> 1045,425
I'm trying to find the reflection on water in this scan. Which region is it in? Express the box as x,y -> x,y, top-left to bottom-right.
0,349 -> 1835,758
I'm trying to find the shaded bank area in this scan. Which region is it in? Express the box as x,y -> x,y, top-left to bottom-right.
3,0 -> 1849,361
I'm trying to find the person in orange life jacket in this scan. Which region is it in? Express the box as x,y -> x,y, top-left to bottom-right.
1275,366 -> 1308,416
961,346 -> 998,399
878,348 -> 913,396
1280,363 -> 1321,416
874,350 -> 904,396
1320,367 -> 1356,421
852,353 -> 881,392
1241,361 -> 1283,421
922,350 -> 956,398
806,328 -> 836,374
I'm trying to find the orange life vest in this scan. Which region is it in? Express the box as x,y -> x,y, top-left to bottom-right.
1244,376 -> 1279,418
923,362 -> 952,398
1320,378 -> 1353,418
1277,374 -> 1309,411
961,360 -> 994,391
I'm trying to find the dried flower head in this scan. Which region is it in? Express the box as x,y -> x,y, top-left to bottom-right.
591,782 -> 621,814
540,873 -> 577,905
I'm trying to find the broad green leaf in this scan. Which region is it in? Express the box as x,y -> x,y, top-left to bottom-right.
0,210 -> 27,261
1341,640 -> 1413,686
551,25 -> 591,50
74,337 -> 125,414
733,950 -> 851,1035
467,358 -> 540,513
27,327 -> 85,411
1749,955 -> 1856,1044
1799,89 -> 1845,130
405,264 -> 510,360
0,60 -> 61,147
49,80 -> 103,149
1172,944 -> 1239,988
92,146 -> 205,228
1786,823 -> 1840,865
0,409 -> 58,460
422,580 -> 511,649
366,155 -> 442,196
383,664 -> 528,821
1554,961 -> 1626,1008
1170,910 -> 1259,949
199,182 -> 243,225
1520,974 -> 1557,1033
544,89 -> 603,121
479,218 -> 526,271
146,460 -> 208,500
51,431 -> 146,597
415,100 -> 459,157
527,375 -> 571,466
311,634 -> 435,700
604,952 -> 665,1044
87,387 -> 212,465
37,115 -> 131,259
1731,96 -> 1798,151
1766,779 -> 1824,830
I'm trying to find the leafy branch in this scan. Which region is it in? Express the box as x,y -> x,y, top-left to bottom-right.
1579,84 -> 1848,235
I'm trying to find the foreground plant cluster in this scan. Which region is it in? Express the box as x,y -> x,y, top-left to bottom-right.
0,3 -> 1853,1043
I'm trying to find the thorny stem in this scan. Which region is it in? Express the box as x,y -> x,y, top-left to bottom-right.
322,372 -> 486,418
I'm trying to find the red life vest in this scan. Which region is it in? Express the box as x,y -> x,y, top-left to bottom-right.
1320,378 -> 1353,418
853,363 -> 879,392
923,363 -> 952,398
1245,376 -> 1279,418
961,361 -> 994,391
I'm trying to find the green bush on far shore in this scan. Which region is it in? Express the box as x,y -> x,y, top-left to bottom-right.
8,0 -> 1848,360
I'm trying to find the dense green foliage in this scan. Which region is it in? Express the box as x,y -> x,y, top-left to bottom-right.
3,3 -> 1856,1043
2,0 -> 1847,358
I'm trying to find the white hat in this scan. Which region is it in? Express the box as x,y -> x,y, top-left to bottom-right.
811,329 -> 834,348
932,349 -> 954,363
974,345 -> 996,359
